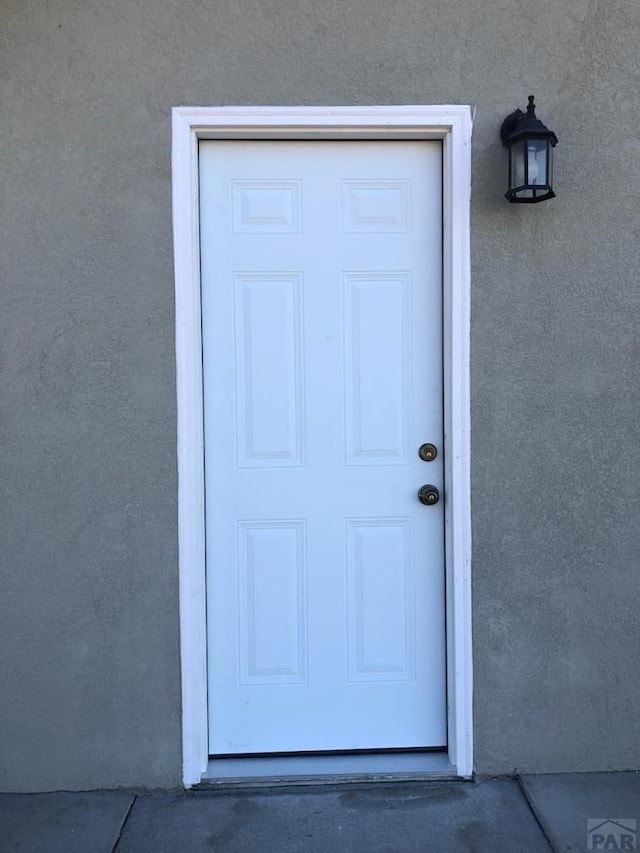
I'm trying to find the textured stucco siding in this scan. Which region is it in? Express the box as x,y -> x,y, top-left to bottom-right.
1,0 -> 640,790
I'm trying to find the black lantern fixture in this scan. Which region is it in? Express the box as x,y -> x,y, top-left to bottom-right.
500,95 -> 558,203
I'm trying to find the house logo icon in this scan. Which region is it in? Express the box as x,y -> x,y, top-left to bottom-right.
587,819 -> 637,850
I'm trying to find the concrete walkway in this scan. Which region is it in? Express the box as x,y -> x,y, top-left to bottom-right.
1,773 -> 639,852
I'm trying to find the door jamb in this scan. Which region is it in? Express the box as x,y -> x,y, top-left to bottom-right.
172,105 -> 473,787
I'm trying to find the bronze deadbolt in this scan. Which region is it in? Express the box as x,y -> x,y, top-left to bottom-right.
418,443 -> 438,462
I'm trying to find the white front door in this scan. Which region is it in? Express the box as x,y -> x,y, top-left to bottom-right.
199,139 -> 446,755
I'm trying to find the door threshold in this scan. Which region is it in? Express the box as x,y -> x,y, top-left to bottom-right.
198,750 -> 457,788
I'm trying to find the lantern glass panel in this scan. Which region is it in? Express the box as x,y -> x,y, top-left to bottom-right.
527,139 -> 547,186
510,140 -> 525,190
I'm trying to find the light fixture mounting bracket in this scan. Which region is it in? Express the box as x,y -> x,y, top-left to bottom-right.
500,109 -> 524,144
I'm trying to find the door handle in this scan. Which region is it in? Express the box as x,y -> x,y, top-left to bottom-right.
417,485 -> 440,506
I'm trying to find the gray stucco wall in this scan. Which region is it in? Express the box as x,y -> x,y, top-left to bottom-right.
2,0 -> 639,790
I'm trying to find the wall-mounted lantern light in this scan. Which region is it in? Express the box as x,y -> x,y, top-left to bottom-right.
500,95 -> 558,203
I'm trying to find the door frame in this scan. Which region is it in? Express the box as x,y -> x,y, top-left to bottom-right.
172,106 -> 473,787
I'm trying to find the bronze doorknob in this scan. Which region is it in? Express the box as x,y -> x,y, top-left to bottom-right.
417,485 -> 440,506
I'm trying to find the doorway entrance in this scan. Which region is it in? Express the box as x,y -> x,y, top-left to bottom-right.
171,106 -> 472,785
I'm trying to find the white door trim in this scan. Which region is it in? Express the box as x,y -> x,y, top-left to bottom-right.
171,106 -> 473,787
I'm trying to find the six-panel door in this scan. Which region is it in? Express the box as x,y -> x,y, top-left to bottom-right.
199,140 -> 446,754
